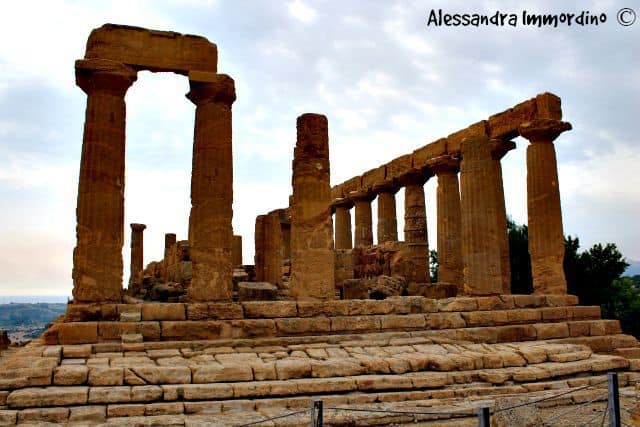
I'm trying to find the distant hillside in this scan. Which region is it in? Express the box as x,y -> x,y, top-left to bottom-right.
0,303 -> 66,342
626,259 -> 640,276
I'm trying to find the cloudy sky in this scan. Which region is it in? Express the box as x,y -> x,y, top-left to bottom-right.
0,0 -> 638,296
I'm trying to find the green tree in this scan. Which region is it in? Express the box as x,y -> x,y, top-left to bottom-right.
507,218 -> 532,294
429,250 -> 438,283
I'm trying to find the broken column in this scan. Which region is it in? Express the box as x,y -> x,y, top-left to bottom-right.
491,140 -> 516,294
72,59 -> 137,303
374,182 -> 399,243
289,113 -> 335,300
399,170 -> 431,284
519,119 -> 572,294
186,73 -> 236,301
350,190 -> 375,247
332,198 -> 354,250
164,233 -> 177,261
129,223 -> 146,287
254,215 -> 267,281
428,156 -> 463,289
264,210 -> 284,286
459,135 -> 503,295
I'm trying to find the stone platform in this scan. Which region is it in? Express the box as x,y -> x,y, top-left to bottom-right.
1,295 -> 639,426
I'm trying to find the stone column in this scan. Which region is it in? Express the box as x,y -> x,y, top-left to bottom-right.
129,223 -> 146,286
232,235 -> 243,267
290,114 -> 335,300
350,191 -> 375,247
186,73 -> 236,302
332,198 -> 354,250
374,182 -> 399,244
519,119 -> 572,294
72,59 -> 137,303
264,211 -> 284,286
428,157 -> 463,289
459,135 -> 503,295
164,233 -> 177,261
399,170 -> 431,284
254,215 -> 267,282
491,140 -> 516,294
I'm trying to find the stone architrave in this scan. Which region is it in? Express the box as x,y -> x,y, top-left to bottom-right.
186,73 -> 236,302
491,140 -> 516,294
232,235 -> 243,267
459,135 -> 503,295
399,170 -> 431,284
289,114 -> 335,300
72,59 -> 137,303
519,119 -> 572,295
129,223 -> 146,287
332,198 -> 354,250
427,156 -> 463,289
374,182 -> 400,244
349,190 -> 375,247
164,233 -> 177,261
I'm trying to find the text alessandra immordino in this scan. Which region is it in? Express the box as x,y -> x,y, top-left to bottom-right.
427,9 -> 607,27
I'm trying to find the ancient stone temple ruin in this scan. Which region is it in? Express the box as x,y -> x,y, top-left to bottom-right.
1,24 -> 640,426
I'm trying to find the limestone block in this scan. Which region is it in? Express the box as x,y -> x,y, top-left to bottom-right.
361,165 -> 386,190
69,405 -> 106,423
533,322 -> 569,339
347,299 -> 394,316
208,303 -> 244,319
107,404 -> 145,417
86,24 -> 217,75
54,365 -> 88,385
506,308 -> 542,323
310,359 -> 365,378
59,343 -> 92,359
297,300 -> 349,317
330,315 -> 381,332
569,306 -> 601,319
297,377 -> 356,394
386,154 -> 413,179
230,319 -> 276,339
58,322 -> 98,344
179,384 -> 233,400
8,387 -> 88,408
88,386 -> 131,404
128,367 -> 191,384
249,362 -> 277,381
98,321 -> 161,341
437,297 -> 479,312
425,312 -> 466,329
66,303 -> 118,321
141,304 -> 185,321
412,139 -> 447,167
18,407 -> 69,424
130,386 -> 162,402
355,375 -> 412,391
88,367 -> 124,386
275,359 -> 311,380
238,282 -> 278,301
161,321 -> 225,340
380,314 -> 426,329
184,401 -> 223,414
145,402 -> 184,416
0,411 -> 17,425
120,311 -> 141,322
192,363 -> 252,383
488,98 -> 537,139
243,301 -> 297,318
274,317 -> 331,335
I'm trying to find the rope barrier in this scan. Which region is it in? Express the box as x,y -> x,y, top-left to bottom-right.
325,406 -> 470,417
543,393 -> 607,425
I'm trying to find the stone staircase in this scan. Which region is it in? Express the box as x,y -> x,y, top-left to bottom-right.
1,295 -> 639,425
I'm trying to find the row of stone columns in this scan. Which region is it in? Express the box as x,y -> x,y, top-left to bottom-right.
331,119 -> 570,296
72,58 -> 236,303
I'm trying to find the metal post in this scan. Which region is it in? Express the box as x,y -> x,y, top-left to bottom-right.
608,372 -> 621,427
311,400 -> 323,427
478,406 -> 491,427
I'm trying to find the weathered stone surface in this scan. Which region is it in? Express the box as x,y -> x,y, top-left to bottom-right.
89,367 -> 124,386
342,276 -> 407,300
290,114 -> 335,300
129,223 -> 146,289
128,367 -> 191,384
187,73 -> 236,302
141,303 -> 185,321
85,24 -> 217,74
161,321 -> 225,340
18,407 -> 70,424
72,58 -> 137,303
238,282 -> 277,301
54,365 -> 88,385
333,199 -> 353,250
58,322 -> 98,344
8,387 -> 88,408
192,363 -> 252,383
520,119 -> 572,295
68,405 -> 106,423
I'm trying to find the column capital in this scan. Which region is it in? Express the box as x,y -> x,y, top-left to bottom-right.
372,180 -> 400,195
519,119 -> 572,143
187,73 -> 236,106
130,223 -> 147,232
426,155 -> 460,175
331,197 -> 354,210
490,139 -> 516,160
347,189 -> 375,203
398,168 -> 432,187
75,59 -> 137,96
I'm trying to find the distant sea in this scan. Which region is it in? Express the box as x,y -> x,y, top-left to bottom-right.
0,295 -> 69,304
